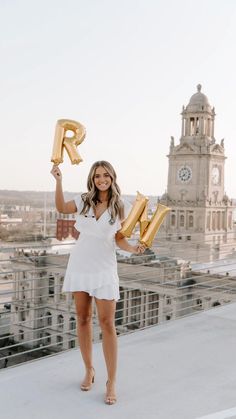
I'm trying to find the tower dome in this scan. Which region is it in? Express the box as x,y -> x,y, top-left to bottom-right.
186,84 -> 211,112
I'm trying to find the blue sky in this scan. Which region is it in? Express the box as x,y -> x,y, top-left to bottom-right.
1,0 -> 236,196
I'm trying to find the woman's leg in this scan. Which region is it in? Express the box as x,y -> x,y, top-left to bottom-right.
73,291 -> 94,388
95,298 -> 117,403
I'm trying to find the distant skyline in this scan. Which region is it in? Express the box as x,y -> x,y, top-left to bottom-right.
1,0 -> 236,196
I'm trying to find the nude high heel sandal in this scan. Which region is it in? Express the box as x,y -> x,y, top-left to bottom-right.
104,380 -> 117,405
80,367 -> 95,391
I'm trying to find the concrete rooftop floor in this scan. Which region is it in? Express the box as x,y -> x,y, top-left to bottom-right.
1,304 -> 236,419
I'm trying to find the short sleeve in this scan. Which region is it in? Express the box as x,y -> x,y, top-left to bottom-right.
73,194 -> 84,213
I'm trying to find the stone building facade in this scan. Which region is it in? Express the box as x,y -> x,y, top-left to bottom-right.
162,85 -> 234,256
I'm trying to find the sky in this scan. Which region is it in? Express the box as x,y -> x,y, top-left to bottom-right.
1,0 -> 236,197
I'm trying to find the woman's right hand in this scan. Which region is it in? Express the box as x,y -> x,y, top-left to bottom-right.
51,164 -> 62,181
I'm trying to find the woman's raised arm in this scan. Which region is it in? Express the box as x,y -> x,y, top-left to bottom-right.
50,165 -> 77,214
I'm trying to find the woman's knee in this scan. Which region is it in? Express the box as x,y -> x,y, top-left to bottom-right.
77,312 -> 92,326
99,316 -> 115,332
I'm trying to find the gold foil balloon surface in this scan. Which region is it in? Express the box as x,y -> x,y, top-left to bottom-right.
139,204 -> 170,247
120,192 -> 148,238
51,119 -> 86,165
120,192 -> 170,248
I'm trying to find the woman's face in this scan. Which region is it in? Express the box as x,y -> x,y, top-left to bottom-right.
94,166 -> 112,192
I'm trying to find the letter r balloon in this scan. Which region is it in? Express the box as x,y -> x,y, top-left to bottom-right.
51,119 -> 86,165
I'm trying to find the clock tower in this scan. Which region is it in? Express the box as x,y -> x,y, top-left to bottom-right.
164,85 -> 234,257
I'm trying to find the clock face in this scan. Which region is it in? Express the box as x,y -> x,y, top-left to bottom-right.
178,166 -> 192,183
211,167 -> 220,185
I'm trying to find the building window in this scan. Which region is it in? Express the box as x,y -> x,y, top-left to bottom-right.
46,311 -> 52,326
20,311 -> 25,322
57,335 -> 63,347
189,215 -> 194,228
19,329 -> 24,340
69,340 -> 76,349
196,117 -> 199,134
196,298 -> 202,308
69,317 -> 76,331
166,296 -> 171,305
180,215 -> 185,227
49,275 -> 55,296
190,117 -> 195,135
57,314 -> 64,330
212,301 -> 221,307
45,333 -> 51,345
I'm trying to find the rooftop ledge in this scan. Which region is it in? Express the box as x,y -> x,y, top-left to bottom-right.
1,304 -> 236,419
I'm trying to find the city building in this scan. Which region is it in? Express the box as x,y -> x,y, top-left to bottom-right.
56,213 -> 78,241
161,84 -> 235,260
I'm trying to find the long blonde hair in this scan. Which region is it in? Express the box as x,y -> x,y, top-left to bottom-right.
80,161 -> 124,221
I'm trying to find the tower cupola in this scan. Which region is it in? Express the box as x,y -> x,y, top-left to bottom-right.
181,84 -> 216,141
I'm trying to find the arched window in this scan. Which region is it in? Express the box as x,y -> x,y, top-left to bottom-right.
19,329 -> 24,340
69,317 -> 76,330
46,311 -> 52,326
57,314 -> 64,330
180,215 -> 185,227
189,215 -> 194,228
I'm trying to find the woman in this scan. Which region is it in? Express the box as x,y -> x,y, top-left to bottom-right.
51,161 -> 145,405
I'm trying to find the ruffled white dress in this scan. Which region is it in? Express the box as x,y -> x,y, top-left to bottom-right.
62,194 -> 131,301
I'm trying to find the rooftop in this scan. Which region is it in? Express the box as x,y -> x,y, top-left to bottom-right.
1,302 -> 236,419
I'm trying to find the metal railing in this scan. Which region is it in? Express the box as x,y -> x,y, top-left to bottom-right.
1,236 -> 236,368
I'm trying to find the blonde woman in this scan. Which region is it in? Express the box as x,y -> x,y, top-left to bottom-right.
51,161 -> 145,405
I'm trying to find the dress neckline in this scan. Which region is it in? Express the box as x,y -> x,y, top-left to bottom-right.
93,208 -> 108,222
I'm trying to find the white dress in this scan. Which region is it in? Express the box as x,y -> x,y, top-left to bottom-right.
62,194 -> 131,301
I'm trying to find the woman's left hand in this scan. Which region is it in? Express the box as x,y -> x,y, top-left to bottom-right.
132,243 -> 147,254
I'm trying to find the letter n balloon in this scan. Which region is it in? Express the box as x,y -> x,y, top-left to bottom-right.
120,192 -> 170,248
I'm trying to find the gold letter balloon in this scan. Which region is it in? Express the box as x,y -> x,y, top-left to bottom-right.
120,192 -> 170,248
51,119 -> 86,165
